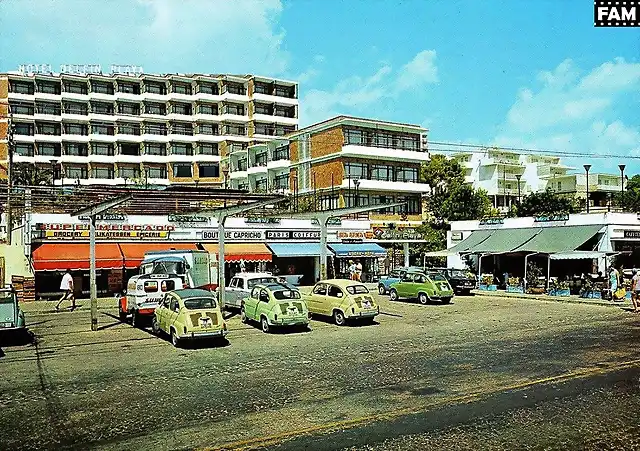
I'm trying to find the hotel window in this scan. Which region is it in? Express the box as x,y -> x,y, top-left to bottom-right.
274,84 -> 296,98
370,164 -> 394,181
91,123 -> 115,135
344,194 -> 369,208
255,152 -> 268,166
91,143 -> 115,156
274,105 -> 295,118
198,163 -> 219,178
120,143 -> 140,156
10,102 -> 34,115
370,195 -> 395,214
14,122 -> 34,136
36,102 -> 61,115
172,82 -> 192,95
236,159 -> 248,171
37,81 -> 61,94
172,103 -> 192,115
344,128 -> 365,145
254,123 -> 274,135
399,135 -> 419,151
198,83 -> 218,95
36,122 -> 61,136
91,102 -> 114,115
63,102 -> 88,115
144,143 -> 167,156
254,103 -> 273,115
91,81 -> 114,94
345,162 -> 368,179
198,103 -> 218,115
275,125 -> 295,136
92,166 -> 114,179
255,178 -> 268,191
37,143 -> 61,157
254,82 -> 272,95
144,81 -> 166,94
224,83 -> 246,95
171,143 -> 193,156
119,166 -> 140,179
145,165 -> 167,179
274,174 -> 289,190
10,81 -> 34,94
172,163 -> 193,178
395,166 -> 418,183
171,122 -> 193,135
145,103 -> 166,115
197,143 -> 218,155
238,182 -> 249,190
318,194 -> 339,210
118,122 -> 141,135
144,123 -> 167,135
117,82 -> 140,94
396,196 -> 420,214
14,143 -> 34,157
64,143 -> 88,156
375,132 -> 393,148
63,81 -> 88,94
557,181 -> 562,191
65,165 -> 88,179
273,145 -> 289,161
198,123 -> 217,135
223,103 -> 245,115
223,124 -> 246,136
118,102 -> 140,115
64,123 -> 88,135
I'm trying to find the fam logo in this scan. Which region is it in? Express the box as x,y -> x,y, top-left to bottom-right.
594,0 -> 638,26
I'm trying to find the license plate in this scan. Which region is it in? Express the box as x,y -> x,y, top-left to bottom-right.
0,322 -> 13,328
364,302 -> 371,308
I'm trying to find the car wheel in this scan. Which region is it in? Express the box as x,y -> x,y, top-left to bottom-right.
378,285 -> 386,295
170,329 -> 180,347
442,297 -> 452,304
333,310 -> 346,326
418,293 -> 429,305
389,289 -> 399,301
261,316 -> 270,333
151,316 -> 160,335
240,306 -> 248,324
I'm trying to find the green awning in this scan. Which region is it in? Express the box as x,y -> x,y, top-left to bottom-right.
512,225 -> 603,254
471,228 -> 542,254
448,229 -> 494,253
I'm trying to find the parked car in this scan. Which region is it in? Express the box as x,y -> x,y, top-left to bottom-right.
377,268 -> 409,295
241,283 -> 310,333
302,279 -> 379,326
118,273 -> 184,327
429,267 -> 476,295
0,288 -> 26,333
152,288 -> 227,347
389,270 -> 454,304
224,272 -> 285,309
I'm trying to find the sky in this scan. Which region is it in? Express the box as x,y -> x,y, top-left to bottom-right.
0,0 -> 639,174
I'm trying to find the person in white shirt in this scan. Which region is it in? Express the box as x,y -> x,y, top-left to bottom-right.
55,269 -> 75,311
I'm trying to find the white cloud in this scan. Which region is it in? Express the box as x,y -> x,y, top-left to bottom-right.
494,58 -> 640,173
300,49 -> 438,125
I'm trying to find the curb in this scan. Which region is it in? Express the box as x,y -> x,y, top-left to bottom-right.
471,290 -> 630,308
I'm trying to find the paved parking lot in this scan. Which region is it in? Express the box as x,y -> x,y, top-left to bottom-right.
1,293 -> 639,450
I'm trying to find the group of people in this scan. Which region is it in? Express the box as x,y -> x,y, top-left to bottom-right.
348,260 -> 363,281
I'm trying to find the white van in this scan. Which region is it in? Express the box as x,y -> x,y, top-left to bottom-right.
141,250 -> 218,290
118,273 -> 183,327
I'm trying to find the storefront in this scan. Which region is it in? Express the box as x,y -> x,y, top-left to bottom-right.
266,242 -> 331,285
201,243 -> 272,282
328,243 -> 387,282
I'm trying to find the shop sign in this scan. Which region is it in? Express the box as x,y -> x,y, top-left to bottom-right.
479,217 -> 504,225
201,230 -> 265,240
372,227 -> 422,240
79,213 -> 126,221
265,230 -> 321,240
341,238 -> 364,244
451,232 -> 463,241
35,223 -> 174,240
623,230 -> 640,239
534,214 -> 569,223
245,217 -> 281,224
336,231 -> 374,240
168,214 -> 209,223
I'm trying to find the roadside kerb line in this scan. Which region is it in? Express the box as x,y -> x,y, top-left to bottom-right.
199,358 -> 640,451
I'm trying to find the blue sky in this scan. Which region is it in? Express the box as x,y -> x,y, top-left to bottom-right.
1,0 -> 639,174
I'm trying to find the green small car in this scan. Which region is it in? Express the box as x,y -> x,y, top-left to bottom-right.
389,270 -> 454,304
0,288 -> 26,332
241,283 -> 310,333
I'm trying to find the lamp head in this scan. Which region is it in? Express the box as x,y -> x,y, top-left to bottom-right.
583,164 -> 592,172
619,164 -> 626,172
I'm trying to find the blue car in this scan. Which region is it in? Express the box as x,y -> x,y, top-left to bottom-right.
377,268 -> 409,295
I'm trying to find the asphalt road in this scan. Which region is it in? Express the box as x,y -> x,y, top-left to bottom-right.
1,293 -> 639,451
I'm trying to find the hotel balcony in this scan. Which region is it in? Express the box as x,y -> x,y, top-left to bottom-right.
340,144 -> 430,163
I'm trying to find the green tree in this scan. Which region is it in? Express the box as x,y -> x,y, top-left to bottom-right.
516,189 -> 579,216
420,154 -> 464,194
11,163 -> 53,186
616,174 -> 640,212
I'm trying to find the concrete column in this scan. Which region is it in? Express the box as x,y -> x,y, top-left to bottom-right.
217,216 -> 226,308
320,217 -> 328,280
90,215 -> 97,331
403,242 -> 410,267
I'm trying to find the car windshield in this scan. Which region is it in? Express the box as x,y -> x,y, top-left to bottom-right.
183,297 -> 216,309
247,277 -> 278,289
151,261 -> 185,275
273,289 -> 301,300
428,273 -> 448,282
451,270 -> 470,278
346,285 -> 369,295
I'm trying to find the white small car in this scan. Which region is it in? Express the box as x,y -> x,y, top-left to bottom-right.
223,272 -> 283,309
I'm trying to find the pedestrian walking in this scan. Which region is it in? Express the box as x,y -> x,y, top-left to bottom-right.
355,260 -> 363,282
348,260 -> 356,280
632,269 -> 640,312
55,269 -> 75,311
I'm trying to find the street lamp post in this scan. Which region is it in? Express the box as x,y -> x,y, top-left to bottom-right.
50,159 -> 58,186
619,164 -> 626,211
354,179 -> 360,207
584,164 -> 592,213
515,173 -> 522,205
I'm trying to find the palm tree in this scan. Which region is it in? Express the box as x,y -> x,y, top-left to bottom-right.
11,163 -> 53,186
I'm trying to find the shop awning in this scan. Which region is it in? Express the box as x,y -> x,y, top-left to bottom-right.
512,225 -> 604,254
549,251 -> 614,260
470,228 -> 542,254
447,230 -> 494,253
119,243 -> 199,269
267,243 -> 334,258
328,243 -> 387,258
201,243 -> 272,262
32,243 -> 123,271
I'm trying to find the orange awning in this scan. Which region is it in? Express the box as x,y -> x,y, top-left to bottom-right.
119,243 -> 199,269
32,243 -> 123,271
201,243 -> 272,262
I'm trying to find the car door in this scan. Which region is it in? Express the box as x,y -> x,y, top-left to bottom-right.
243,287 -> 260,320
255,289 -> 270,319
397,272 -> 413,298
227,278 -> 240,307
167,295 -> 181,331
410,273 -> 425,298
326,284 -> 345,314
156,294 -> 170,332
308,283 -> 327,314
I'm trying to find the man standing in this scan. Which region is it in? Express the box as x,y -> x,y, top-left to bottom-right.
632,269 -> 640,312
55,269 -> 75,311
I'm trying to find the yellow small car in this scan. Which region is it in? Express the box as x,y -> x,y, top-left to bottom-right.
302,279 -> 379,326
152,288 -> 227,347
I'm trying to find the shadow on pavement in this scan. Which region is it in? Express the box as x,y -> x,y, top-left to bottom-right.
0,329 -> 35,348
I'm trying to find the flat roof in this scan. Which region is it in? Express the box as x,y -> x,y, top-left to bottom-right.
287,115 -> 427,138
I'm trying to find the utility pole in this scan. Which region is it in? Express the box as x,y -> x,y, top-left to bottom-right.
6,110 -> 14,245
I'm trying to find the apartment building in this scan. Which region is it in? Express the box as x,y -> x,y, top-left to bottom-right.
274,116 -> 430,221
550,173 -> 624,209
0,66 -> 298,186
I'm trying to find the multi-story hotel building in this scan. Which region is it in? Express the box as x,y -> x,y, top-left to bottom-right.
238,116 -> 431,221
0,66 -> 298,187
